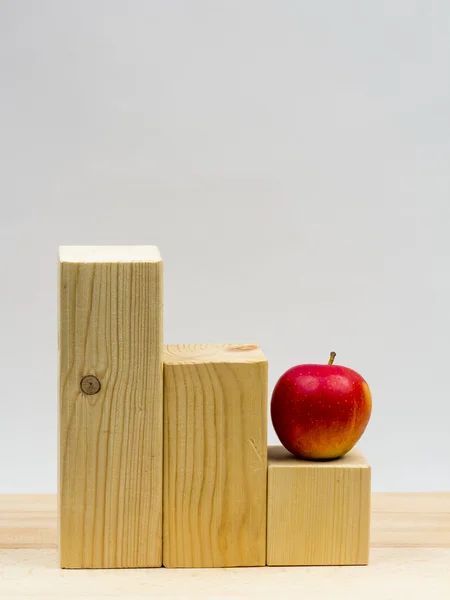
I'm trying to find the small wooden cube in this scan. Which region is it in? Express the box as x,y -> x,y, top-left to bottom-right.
267,445 -> 371,566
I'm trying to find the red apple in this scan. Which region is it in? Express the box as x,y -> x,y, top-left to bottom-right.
271,352 -> 372,460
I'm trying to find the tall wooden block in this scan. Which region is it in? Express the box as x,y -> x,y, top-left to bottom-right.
163,344 -> 268,568
58,246 -> 163,568
267,445 -> 371,566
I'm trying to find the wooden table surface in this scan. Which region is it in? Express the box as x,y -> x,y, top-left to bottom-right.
0,493 -> 449,598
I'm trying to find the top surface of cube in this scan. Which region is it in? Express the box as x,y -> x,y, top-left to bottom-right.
268,445 -> 369,468
59,245 -> 161,263
164,344 -> 266,365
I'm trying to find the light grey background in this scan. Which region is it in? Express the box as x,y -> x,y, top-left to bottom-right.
1,1 -> 449,492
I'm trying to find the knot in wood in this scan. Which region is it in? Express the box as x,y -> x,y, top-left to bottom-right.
80,375 -> 101,395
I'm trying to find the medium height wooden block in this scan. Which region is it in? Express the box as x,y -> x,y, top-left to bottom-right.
267,446 -> 371,566
163,344 -> 268,568
58,246 -> 163,568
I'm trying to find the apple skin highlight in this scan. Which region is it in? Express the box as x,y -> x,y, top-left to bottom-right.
271,360 -> 372,460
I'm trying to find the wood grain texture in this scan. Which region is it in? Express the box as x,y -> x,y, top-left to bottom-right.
371,492 -> 450,548
1,494 -> 449,599
58,246 -> 163,568
0,495 -> 57,549
2,548 -> 450,598
267,445 -> 371,566
1,493 -> 448,550
163,344 -> 268,567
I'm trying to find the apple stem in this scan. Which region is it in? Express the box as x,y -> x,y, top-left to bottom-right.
328,351 -> 336,365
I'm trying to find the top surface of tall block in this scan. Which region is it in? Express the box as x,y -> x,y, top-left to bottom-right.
59,245 -> 161,263
163,343 -> 266,365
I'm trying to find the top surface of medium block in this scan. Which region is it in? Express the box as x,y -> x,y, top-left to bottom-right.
59,245 -> 161,263
163,343 -> 266,365
268,445 -> 369,468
